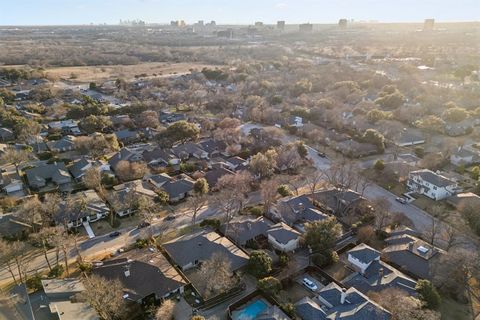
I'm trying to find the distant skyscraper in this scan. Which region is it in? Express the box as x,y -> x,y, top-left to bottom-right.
424,19 -> 435,30
255,21 -> 264,27
338,19 -> 348,29
277,21 -> 285,30
299,23 -> 313,33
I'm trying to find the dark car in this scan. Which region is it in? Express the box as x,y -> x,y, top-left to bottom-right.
137,222 -> 151,229
164,215 -> 176,221
317,152 -> 327,158
109,231 -> 121,237
395,197 -> 407,204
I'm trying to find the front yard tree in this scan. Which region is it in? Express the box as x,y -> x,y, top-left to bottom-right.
260,178 -> 278,213
193,177 -> 209,195
296,141 -> 308,159
248,250 -> 272,278
0,148 -> 33,175
362,129 -> 385,152
372,197 -> 392,230
82,274 -> 126,320
164,120 -> 200,144
305,217 -> 342,253
250,152 -> 276,179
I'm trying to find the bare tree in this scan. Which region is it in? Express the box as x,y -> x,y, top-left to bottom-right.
0,148 -> 34,176
305,170 -> 326,195
16,196 -> 42,232
136,195 -> 158,240
115,161 -> 147,182
40,193 -> 62,226
30,226 -> 58,272
368,288 -> 440,320
155,299 -> 176,320
424,205 -> 447,246
50,227 -> 73,276
0,239 -> 21,284
187,193 -> 207,228
81,274 -> 127,320
372,197 -> 392,230
260,178 -> 278,213
200,253 -> 235,298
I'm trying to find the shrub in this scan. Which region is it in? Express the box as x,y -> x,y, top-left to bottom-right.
277,185 -> 292,197
416,279 -> 441,309
414,146 -> 425,158
257,277 -> 281,296
249,206 -> 263,216
48,265 -> 64,278
373,160 -> 385,171
136,238 -> 149,249
200,218 -> 221,230
279,254 -> 290,267
312,250 -> 338,268
281,303 -> 296,317
78,262 -> 92,273
26,274 -> 43,291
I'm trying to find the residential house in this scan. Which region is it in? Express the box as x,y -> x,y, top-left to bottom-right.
47,135 -> 76,153
161,178 -> 194,202
48,119 -> 81,136
108,180 -> 157,216
311,188 -> 368,216
295,282 -> 391,320
267,222 -> 302,252
92,249 -> 187,303
40,279 -> 99,320
162,230 -> 249,271
225,156 -> 248,171
272,195 -> 330,230
69,157 -> 111,182
447,192 -> 480,209
382,230 -> 445,280
445,119 -> 478,137
54,190 -> 110,228
220,216 -> 273,246
198,139 -> 227,158
0,128 -> 15,142
108,147 -> 144,169
160,111 -> 187,124
25,162 -> 72,190
395,130 -> 425,147
143,147 -> 180,168
204,166 -> 234,188
0,165 -> 26,197
343,243 -> 417,295
407,169 -> 458,200
114,129 -> 140,145
171,142 -> 208,160
450,148 -> 480,166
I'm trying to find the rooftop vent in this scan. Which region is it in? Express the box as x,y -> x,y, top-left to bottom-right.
417,246 -> 429,254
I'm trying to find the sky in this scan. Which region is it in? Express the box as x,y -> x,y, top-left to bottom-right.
1,0 -> 478,26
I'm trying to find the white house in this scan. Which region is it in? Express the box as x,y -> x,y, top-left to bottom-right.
347,243 -> 381,274
407,169 -> 458,200
267,222 -> 302,252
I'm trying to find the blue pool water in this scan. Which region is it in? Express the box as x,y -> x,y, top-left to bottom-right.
233,299 -> 269,320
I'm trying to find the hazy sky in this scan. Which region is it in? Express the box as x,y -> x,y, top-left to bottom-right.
2,0 -> 478,25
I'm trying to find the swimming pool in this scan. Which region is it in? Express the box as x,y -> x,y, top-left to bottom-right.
232,299 -> 269,320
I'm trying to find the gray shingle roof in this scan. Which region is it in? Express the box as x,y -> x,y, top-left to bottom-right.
348,243 -> 380,265
92,250 -> 187,301
267,222 -> 301,244
221,217 -> 273,245
163,230 -> 249,271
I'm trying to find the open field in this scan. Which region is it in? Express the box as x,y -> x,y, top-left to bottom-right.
43,62 -> 221,82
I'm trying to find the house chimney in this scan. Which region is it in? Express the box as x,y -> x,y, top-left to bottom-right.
408,242 -> 414,251
340,288 -> 347,304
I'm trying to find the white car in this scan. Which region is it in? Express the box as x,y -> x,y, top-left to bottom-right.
302,278 -> 318,291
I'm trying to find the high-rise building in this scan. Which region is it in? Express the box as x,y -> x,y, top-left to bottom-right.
277,21 -> 285,30
299,23 -> 313,33
338,19 -> 348,29
255,21 -> 264,27
424,19 -> 435,30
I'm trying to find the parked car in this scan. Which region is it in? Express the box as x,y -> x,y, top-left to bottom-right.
302,278 -> 318,291
395,197 -> 407,204
317,152 -> 327,158
109,231 -> 121,238
137,222 -> 151,229
164,215 -> 176,221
